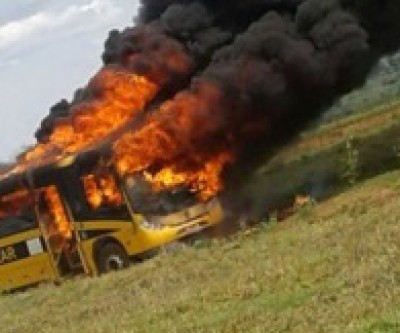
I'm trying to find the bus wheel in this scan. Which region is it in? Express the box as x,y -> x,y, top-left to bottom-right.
96,243 -> 129,274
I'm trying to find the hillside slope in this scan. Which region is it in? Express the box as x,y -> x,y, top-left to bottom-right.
241,99 -> 400,218
2,171 -> 400,332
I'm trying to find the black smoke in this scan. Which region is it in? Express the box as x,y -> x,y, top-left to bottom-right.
35,99 -> 70,142
136,0 -> 400,159
36,0 -> 400,175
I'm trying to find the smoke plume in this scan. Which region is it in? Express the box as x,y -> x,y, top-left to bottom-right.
32,0 -> 400,199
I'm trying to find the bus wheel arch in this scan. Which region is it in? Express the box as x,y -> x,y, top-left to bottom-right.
93,237 -> 129,274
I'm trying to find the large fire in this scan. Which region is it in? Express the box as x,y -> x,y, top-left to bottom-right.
113,82 -> 235,201
23,68 -> 158,163
1,62 -> 234,242
2,59 -> 235,203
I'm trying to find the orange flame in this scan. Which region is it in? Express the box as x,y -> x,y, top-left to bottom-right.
24,68 -> 158,162
43,186 -> 72,240
2,64 -> 232,218
143,151 -> 233,201
82,173 -> 123,209
114,82 -> 234,200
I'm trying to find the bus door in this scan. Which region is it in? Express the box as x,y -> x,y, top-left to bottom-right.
35,186 -> 88,276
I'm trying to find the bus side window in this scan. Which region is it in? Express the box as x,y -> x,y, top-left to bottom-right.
0,190 -> 37,238
78,172 -> 130,221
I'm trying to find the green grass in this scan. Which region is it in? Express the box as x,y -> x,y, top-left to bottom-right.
239,99 -> 400,216
271,99 -> 400,167
3,170 -> 400,332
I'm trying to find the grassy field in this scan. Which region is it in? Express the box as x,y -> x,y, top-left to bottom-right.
2,170 -> 400,332
2,101 -> 400,332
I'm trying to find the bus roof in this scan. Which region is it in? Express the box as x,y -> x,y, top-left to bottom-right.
0,173 -> 26,197
0,145 -> 111,196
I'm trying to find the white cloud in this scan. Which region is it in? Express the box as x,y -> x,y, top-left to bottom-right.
0,0 -> 139,160
0,12 -> 47,49
0,0 -> 121,51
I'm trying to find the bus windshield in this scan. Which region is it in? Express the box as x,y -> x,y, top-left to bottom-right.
0,190 -> 36,238
124,176 -> 197,216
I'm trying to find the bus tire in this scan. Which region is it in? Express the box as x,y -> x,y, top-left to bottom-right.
95,242 -> 129,274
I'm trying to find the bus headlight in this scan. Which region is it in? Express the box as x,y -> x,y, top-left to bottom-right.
140,219 -> 163,230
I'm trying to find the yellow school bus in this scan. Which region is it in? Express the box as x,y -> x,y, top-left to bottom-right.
0,149 -> 224,291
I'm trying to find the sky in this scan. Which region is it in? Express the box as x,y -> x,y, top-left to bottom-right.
0,0 -> 140,161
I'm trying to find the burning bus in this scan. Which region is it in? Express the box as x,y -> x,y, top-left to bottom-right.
2,0 -> 393,294
0,148 -> 224,292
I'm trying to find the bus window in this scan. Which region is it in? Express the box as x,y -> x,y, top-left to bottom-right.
0,190 -> 37,238
76,170 -> 130,221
